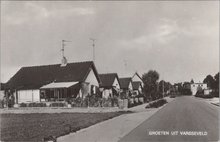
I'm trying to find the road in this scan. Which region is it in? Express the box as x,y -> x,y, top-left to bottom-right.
119,96 -> 219,142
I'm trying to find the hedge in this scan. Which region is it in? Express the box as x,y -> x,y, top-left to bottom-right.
49,102 -> 66,107
145,98 -> 167,108
28,102 -> 47,107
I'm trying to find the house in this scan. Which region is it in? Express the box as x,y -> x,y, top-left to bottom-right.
131,72 -> 143,86
190,83 -> 208,95
0,83 -> 6,100
132,81 -> 143,96
131,72 -> 143,96
99,73 -> 121,98
6,61 -> 101,103
119,77 -> 133,98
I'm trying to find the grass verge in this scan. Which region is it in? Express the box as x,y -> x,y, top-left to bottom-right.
0,111 -> 130,141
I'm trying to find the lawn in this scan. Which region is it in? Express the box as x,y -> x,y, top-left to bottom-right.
0,111 -> 129,141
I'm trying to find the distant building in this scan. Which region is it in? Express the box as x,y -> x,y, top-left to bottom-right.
6,61 -> 101,103
119,77 -> 133,98
190,83 -> 208,95
131,72 -> 143,96
99,73 -> 121,98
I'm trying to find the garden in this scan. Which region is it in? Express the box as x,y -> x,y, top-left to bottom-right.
0,111 -> 130,141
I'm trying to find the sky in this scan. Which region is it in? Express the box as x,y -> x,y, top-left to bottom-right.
1,1 -> 219,84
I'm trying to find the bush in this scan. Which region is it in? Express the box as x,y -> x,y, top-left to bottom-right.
20,103 -> 27,107
211,91 -> 219,98
195,93 -> 213,99
127,97 -> 143,108
102,98 -> 112,107
195,89 -> 214,99
36,103 -> 47,107
28,103 -> 36,107
145,99 -> 167,108
28,102 -> 47,107
180,88 -> 192,95
71,97 -> 83,107
0,100 -> 4,108
50,102 -> 66,107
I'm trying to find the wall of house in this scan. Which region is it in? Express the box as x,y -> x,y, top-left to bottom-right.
81,82 -> 90,99
128,82 -> 133,91
102,89 -> 112,98
112,78 -> 120,90
132,75 -> 143,86
190,83 -> 208,95
85,69 -> 99,87
84,68 -> 99,97
138,85 -> 142,93
0,90 -> 4,100
16,89 -> 40,103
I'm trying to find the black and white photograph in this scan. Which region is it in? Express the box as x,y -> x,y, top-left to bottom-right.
0,1 -> 219,142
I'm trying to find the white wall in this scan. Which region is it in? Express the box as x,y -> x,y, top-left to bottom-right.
102,89 -> 112,98
138,85 -> 142,93
190,83 -> 208,95
128,82 -> 133,91
132,74 -> 143,86
85,69 -> 99,87
17,90 -> 40,103
112,78 -> 120,90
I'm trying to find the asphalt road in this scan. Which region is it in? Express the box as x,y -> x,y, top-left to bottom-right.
119,96 -> 219,142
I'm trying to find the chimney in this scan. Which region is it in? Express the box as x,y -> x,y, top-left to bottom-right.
61,56 -> 67,67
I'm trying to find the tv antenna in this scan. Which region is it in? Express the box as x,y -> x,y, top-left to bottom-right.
90,38 -> 96,62
61,40 -> 71,58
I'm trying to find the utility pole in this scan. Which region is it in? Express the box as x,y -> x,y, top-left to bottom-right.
90,38 -> 96,63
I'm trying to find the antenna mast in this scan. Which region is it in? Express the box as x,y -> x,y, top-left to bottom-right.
61,40 -> 71,58
61,40 -> 71,66
90,38 -> 96,63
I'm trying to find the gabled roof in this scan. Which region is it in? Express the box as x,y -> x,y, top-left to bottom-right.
132,81 -> 142,90
132,72 -> 143,81
119,77 -> 132,89
99,73 -> 120,88
6,61 -> 100,90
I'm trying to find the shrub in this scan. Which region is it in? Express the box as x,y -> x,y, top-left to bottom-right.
195,93 -> 213,99
72,97 -> 83,107
28,103 -> 36,107
195,89 -> 215,99
181,88 -> 192,95
102,98 -> 112,107
127,97 -> 143,108
211,91 -> 219,98
145,99 -> 167,108
35,103 -> 46,107
50,102 -> 66,107
20,103 -> 27,107
0,99 -> 4,108
28,102 -> 47,107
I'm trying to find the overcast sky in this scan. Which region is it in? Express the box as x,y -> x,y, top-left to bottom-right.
1,1 -> 219,84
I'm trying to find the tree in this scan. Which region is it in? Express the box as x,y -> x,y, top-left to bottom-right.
214,72 -> 219,90
203,75 -> 215,89
159,80 -> 171,96
190,79 -> 194,84
142,70 -> 159,101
